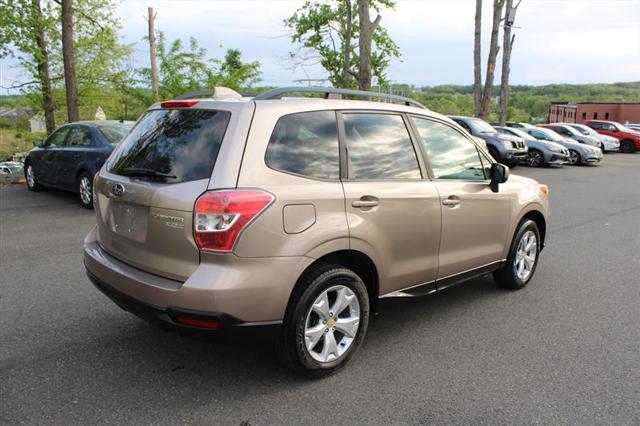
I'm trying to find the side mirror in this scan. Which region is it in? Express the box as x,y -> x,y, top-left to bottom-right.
33,140 -> 44,148
490,163 -> 509,192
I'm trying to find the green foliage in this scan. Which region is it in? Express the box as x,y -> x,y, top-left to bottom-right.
134,34 -> 262,103
284,0 -> 400,88
411,82 -> 640,122
208,49 -> 261,92
0,0 -> 134,121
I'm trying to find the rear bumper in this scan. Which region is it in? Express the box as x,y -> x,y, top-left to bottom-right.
84,226 -> 311,329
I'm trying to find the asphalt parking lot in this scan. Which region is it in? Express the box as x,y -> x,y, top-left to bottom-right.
1,154 -> 639,424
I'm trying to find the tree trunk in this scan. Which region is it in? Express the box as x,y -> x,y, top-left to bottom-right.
499,0 -> 515,125
356,0 -> 381,91
473,0 -> 482,117
479,0 -> 505,120
148,7 -> 160,101
32,0 -> 55,134
61,0 -> 79,122
342,0 -> 353,88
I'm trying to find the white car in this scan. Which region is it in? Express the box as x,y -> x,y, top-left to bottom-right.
567,123 -> 620,153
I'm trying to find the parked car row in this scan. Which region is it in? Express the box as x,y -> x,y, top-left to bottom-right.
456,116 -> 640,167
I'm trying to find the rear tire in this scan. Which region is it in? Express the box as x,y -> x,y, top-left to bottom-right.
494,219 -> 541,290
25,163 -> 42,191
279,264 -> 370,378
78,172 -> 94,209
620,140 -> 636,154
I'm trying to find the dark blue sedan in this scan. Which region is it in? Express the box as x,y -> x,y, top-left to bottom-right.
25,120 -> 133,208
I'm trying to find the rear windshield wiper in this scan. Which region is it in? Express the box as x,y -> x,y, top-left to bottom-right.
120,167 -> 177,179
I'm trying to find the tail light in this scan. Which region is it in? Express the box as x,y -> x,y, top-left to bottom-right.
194,189 -> 274,252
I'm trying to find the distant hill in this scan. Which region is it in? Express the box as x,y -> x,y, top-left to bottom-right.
411,81 -> 640,122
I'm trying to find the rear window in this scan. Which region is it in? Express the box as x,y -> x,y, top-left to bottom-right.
265,111 -> 340,180
98,124 -> 133,144
107,109 -> 231,183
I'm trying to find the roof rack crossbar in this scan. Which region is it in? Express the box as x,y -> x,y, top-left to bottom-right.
253,86 -> 426,109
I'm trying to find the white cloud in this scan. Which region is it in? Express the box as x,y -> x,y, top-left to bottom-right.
1,0 -> 639,92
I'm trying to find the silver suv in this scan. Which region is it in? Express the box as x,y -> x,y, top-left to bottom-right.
84,87 -> 549,377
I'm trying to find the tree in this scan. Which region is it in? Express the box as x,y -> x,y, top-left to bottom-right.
1,0 -> 130,126
356,0 -> 380,91
146,7 -> 159,102
208,49 -> 261,91
61,0 -> 79,122
284,0 -> 399,89
473,0 -> 506,120
135,33 -> 261,102
499,0 -> 518,125
0,0 -> 57,134
473,0 -> 482,116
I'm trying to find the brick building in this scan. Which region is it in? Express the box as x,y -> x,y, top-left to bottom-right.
548,102 -> 640,124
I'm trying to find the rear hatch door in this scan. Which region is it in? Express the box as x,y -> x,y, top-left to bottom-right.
94,107 -> 232,281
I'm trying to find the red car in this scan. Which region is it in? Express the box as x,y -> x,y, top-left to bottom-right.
584,120 -> 640,153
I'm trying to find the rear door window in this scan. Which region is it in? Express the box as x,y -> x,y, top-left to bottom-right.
67,127 -> 93,147
46,127 -> 70,147
342,113 -> 421,180
107,109 -> 231,183
265,111 -> 340,179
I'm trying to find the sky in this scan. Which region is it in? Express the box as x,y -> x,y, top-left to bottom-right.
1,0 -> 639,92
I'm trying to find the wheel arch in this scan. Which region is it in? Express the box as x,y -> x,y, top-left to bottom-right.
520,209 -> 547,249
289,249 -> 380,313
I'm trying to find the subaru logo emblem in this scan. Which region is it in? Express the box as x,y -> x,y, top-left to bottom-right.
111,183 -> 125,197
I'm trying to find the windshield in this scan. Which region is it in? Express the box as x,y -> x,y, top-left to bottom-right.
468,119 -> 496,134
504,127 -> 535,141
559,125 -> 580,136
536,127 -> 564,142
107,109 -> 231,183
98,123 -> 133,144
570,124 -> 594,136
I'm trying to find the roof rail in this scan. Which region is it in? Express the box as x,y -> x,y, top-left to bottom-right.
253,86 -> 426,109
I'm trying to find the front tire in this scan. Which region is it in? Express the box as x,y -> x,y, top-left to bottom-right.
568,149 -> 581,165
494,219 -> 541,290
25,163 -> 42,191
78,172 -> 94,209
280,264 -> 370,378
527,149 -> 544,167
488,147 -> 500,162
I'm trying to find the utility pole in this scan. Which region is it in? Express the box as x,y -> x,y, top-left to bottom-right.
61,0 -> 79,122
147,7 -> 159,102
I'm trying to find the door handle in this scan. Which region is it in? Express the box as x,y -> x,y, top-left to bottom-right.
442,196 -> 461,207
352,199 -> 379,208
72,154 -> 81,159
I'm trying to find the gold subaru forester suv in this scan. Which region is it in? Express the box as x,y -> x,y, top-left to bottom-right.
84,87 -> 549,378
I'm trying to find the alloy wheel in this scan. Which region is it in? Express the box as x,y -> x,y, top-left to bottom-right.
514,230 -> 537,281
26,165 -> 35,188
569,150 -> 579,165
79,176 -> 92,205
527,151 -> 543,167
304,285 -> 360,363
